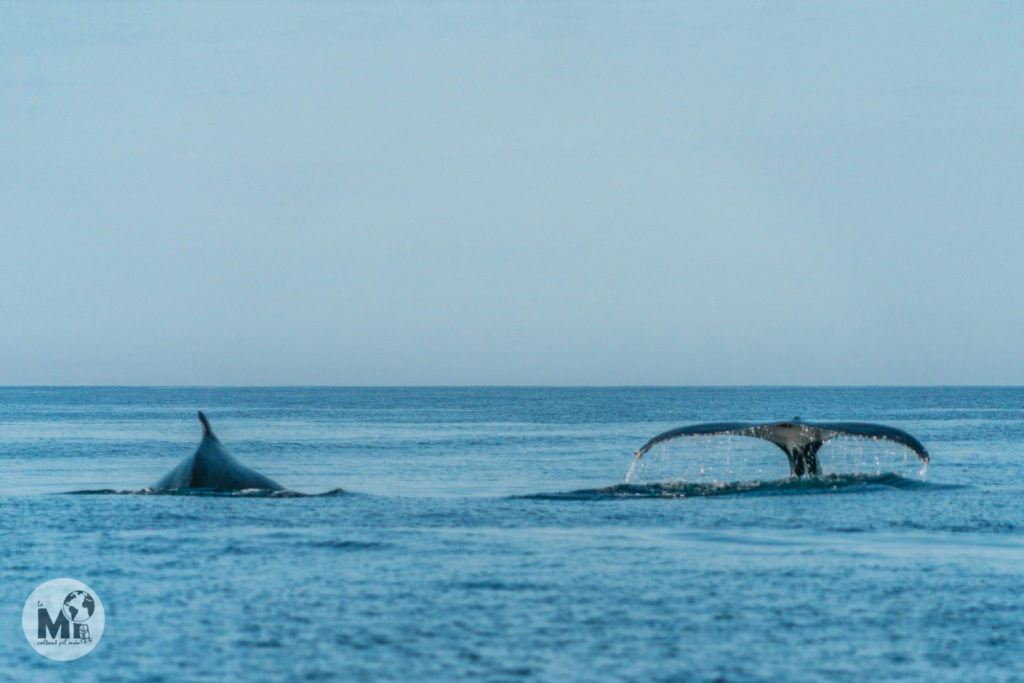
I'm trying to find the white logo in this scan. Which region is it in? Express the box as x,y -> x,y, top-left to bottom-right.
23,578 -> 105,660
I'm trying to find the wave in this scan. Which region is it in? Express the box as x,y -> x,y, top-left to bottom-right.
61,487 -> 350,498
303,539 -> 390,550
521,473 -> 958,500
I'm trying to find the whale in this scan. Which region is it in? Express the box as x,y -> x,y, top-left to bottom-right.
151,411 -> 285,491
634,418 -> 929,477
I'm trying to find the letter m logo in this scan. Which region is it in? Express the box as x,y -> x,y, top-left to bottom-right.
38,607 -> 70,639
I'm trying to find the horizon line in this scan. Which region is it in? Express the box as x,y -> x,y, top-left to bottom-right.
1,384 -> 1023,389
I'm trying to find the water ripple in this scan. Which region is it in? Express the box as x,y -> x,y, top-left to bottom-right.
521,473 -> 962,500
61,487 -> 350,497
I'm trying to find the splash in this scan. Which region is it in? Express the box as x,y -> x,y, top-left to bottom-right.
625,434 -> 928,485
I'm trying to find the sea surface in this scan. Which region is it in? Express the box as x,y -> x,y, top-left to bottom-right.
1,387 -> 1022,681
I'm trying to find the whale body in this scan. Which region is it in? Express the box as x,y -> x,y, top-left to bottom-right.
634,418 -> 929,477
152,412 -> 285,491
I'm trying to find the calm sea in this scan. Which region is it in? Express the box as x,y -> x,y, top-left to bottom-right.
1,387 -> 1022,681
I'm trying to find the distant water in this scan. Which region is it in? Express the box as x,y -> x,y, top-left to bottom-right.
2,387 -> 1023,681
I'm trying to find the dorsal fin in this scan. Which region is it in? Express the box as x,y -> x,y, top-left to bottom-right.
197,411 -> 214,437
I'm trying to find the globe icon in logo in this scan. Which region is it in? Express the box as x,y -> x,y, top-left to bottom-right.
61,591 -> 96,624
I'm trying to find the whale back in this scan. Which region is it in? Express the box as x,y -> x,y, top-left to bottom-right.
151,412 -> 284,491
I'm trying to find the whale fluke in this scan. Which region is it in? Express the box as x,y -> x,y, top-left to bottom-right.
634,418 -> 929,477
152,412 -> 285,491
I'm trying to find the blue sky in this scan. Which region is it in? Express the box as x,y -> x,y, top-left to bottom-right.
2,2 -> 1022,385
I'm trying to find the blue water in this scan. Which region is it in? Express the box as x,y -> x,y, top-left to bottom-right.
2,387 -> 1022,681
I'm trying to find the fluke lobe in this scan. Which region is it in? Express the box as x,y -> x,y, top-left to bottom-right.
151,411 -> 285,491
634,418 -> 930,477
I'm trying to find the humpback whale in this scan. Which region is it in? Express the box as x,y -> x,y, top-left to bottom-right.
152,412 -> 285,491
634,418 -> 929,477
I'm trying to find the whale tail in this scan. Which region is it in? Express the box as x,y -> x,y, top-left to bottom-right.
635,418 -> 928,477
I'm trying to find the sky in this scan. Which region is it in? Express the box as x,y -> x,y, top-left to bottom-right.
2,1 -> 1023,385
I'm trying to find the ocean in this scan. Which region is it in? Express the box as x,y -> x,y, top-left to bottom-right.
1,387 -> 1022,681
